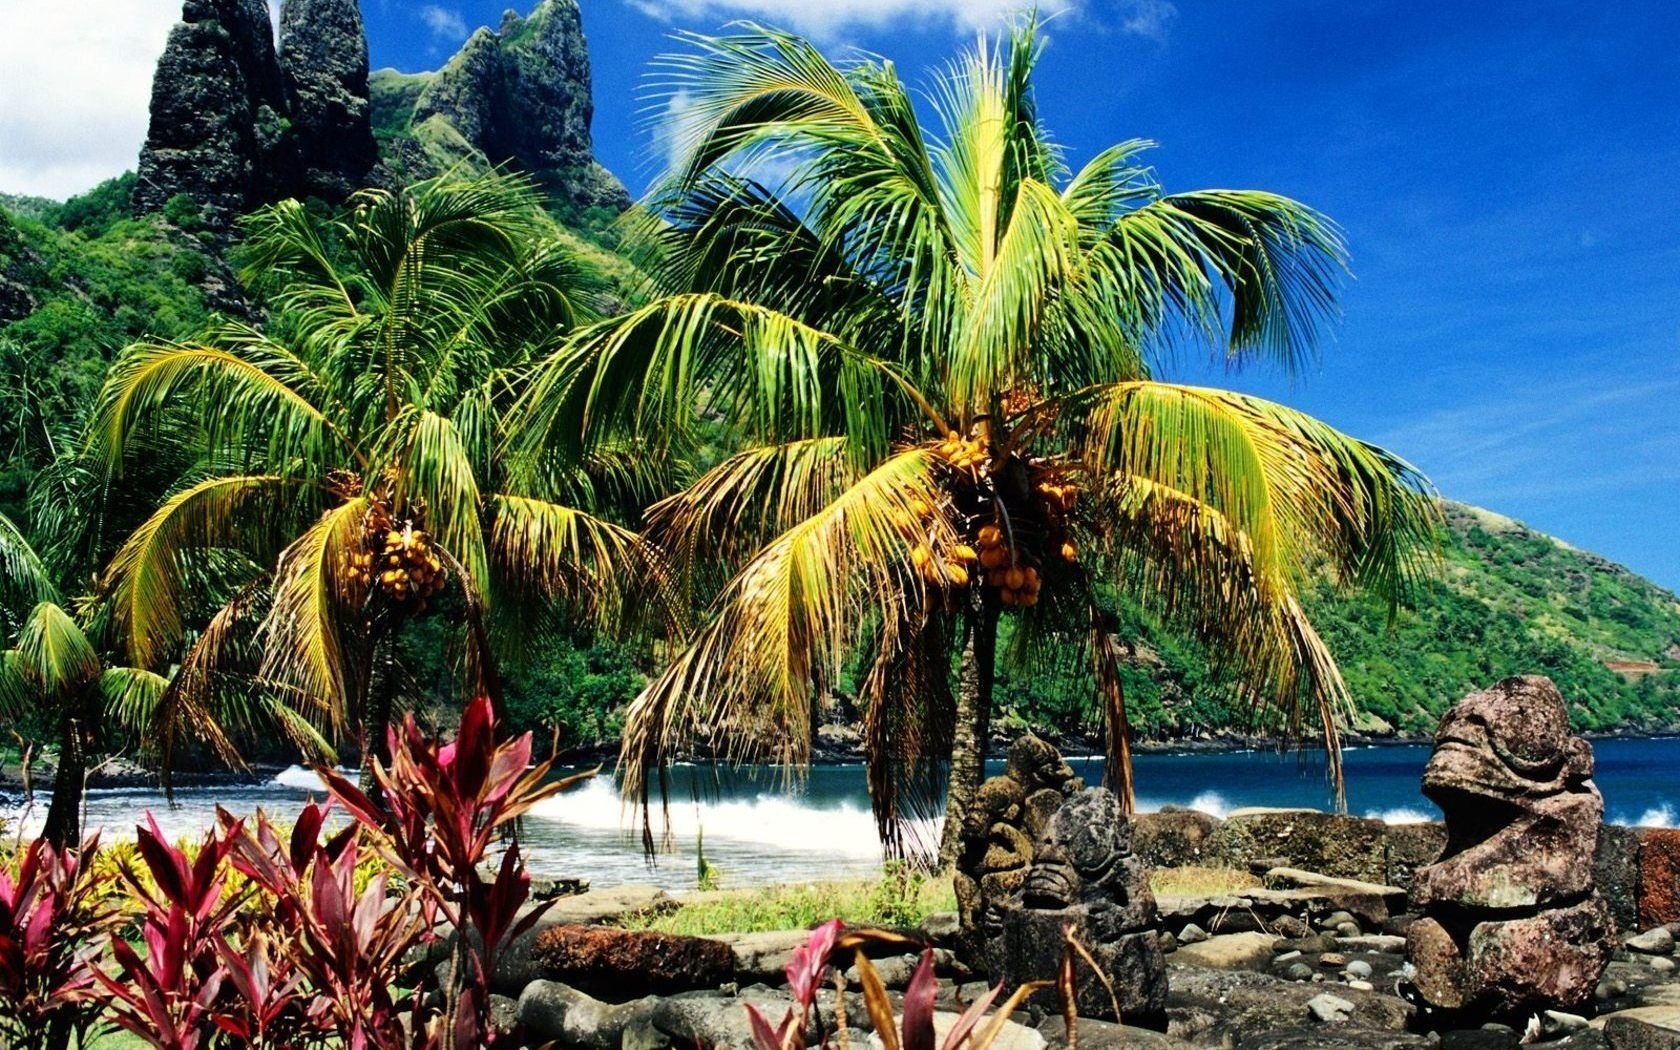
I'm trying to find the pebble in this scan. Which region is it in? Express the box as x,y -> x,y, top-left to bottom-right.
1627,927 -> 1677,955
1158,932 -> 1178,954
1650,956 -> 1677,974
1179,923 -> 1209,945
1286,963 -> 1314,982
1274,950 -> 1304,965
1540,1010 -> 1588,1035
1320,952 -> 1348,968
1347,980 -> 1374,992
1345,960 -> 1373,980
1320,911 -> 1358,931
1306,993 -> 1355,1024
1334,922 -> 1362,938
1596,978 -> 1628,1001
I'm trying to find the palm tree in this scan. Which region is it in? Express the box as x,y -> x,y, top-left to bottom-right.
0,515 -> 169,846
513,23 -> 1437,864
91,172 -> 656,778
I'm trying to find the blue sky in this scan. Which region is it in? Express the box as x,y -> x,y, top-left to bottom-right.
383,0 -> 1680,586
2,0 -> 1677,589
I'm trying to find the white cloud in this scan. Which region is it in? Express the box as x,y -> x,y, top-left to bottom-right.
624,0 -> 1080,37
419,4 -> 470,43
0,1 -> 180,200
1117,0 -> 1176,41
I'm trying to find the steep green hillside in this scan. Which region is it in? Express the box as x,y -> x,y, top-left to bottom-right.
998,501 -> 1680,740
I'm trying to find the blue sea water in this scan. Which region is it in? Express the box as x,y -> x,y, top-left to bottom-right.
7,737 -> 1676,890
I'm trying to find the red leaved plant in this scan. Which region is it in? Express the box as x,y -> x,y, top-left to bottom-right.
95,815 -> 245,1050
745,921 -> 1056,1050
316,696 -> 592,1048
0,835 -> 117,1050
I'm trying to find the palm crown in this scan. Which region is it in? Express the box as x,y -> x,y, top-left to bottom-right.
512,22 -> 1438,861
92,173 -> 654,773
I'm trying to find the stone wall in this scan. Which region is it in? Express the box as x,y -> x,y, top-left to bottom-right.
1132,807 -> 1676,934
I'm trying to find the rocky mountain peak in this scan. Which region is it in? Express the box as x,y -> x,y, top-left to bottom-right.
133,0 -> 297,225
278,0 -> 380,200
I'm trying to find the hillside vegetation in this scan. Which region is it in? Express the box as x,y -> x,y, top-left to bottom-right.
1028,501 -> 1680,741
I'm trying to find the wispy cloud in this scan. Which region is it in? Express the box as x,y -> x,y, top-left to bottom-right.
1117,0 -> 1177,42
418,4 -> 469,43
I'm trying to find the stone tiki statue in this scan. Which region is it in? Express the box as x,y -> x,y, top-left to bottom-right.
1405,675 -> 1616,1021
955,736 -> 1168,1029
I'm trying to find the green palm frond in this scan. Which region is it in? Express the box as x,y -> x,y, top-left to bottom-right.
101,474 -> 304,668
100,666 -> 172,736
258,497 -> 368,729
619,447 -> 954,808
0,510 -> 58,614
15,602 -> 100,700
487,494 -> 671,633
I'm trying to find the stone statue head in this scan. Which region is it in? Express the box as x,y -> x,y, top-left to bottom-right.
1005,734 -> 1081,795
1421,675 -> 1593,806
1022,789 -> 1132,910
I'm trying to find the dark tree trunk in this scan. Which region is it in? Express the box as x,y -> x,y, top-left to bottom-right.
939,596 -> 998,869
41,700 -> 88,848
361,623 -> 401,798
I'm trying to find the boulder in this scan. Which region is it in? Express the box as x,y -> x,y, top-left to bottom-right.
1383,821 -> 1448,890
517,980 -> 659,1050
1604,1015 -> 1680,1049
1599,824 -> 1644,933
525,925 -> 734,998
1037,1015 -> 1194,1049
1640,830 -> 1680,929
1629,928 -> 1678,955
1134,808 -> 1223,869
1168,932 -> 1277,971
1405,676 -> 1617,1021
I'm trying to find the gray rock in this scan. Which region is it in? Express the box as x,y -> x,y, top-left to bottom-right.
1347,960 -> 1374,980
1628,928 -> 1677,955
1652,957 -> 1678,974
134,0 -> 296,226
1348,979 -> 1375,992
277,0 -> 378,199
1335,921 -> 1362,938
410,0 -> 629,214
1306,993 -> 1355,1023
517,980 -> 660,1050
1603,1015 -> 1680,1049
1172,932 -> 1278,971
1178,923 -> 1209,945
870,1012 -> 1044,1050
1287,963 -> 1315,982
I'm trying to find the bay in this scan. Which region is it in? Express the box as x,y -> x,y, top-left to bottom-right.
6,737 -> 1675,891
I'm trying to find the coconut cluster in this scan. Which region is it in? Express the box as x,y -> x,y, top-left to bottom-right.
339,498 -> 448,613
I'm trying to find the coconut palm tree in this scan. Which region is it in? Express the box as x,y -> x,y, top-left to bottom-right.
90,172 -> 657,778
511,22 -> 1438,864
0,514 -> 171,846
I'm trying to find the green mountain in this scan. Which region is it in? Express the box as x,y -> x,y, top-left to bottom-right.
1008,501 -> 1680,741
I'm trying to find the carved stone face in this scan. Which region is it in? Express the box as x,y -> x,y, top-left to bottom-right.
1421,675 -> 1594,806
1021,789 -> 1130,910
1005,734 -> 1080,795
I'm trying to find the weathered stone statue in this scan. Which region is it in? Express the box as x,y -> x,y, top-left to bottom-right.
956,736 -> 1167,1029
1405,675 -> 1616,1021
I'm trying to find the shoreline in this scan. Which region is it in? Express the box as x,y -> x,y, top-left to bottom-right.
5,724 -> 1678,796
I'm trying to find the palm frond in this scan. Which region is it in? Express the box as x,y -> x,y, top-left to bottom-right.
619,447 -> 955,825
101,474 -> 304,668
257,497 -> 369,731
15,602 -> 100,701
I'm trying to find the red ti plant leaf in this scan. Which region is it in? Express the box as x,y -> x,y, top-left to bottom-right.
900,949 -> 938,1050
0,835 -> 117,1050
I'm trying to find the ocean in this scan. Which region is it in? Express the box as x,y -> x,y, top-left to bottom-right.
6,737 -> 1676,891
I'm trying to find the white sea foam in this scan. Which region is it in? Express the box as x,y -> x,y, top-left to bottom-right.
1363,807 -> 1436,825
1136,790 -> 1232,819
267,765 -> 357,792
525,774 -> 904,858
1612,803 -> 1676,829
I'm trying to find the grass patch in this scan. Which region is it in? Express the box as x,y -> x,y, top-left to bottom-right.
1149,865 -> 1261,897
624,867 -> 957,936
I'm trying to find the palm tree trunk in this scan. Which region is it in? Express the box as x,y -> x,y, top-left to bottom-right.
938,596 -> 998,869
41,702 -> 86,848
361,624 -> 400,797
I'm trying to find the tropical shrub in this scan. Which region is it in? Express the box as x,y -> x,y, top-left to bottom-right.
0,835 -> 116,1050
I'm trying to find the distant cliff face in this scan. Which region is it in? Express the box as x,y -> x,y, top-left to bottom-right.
134,0 -> 627,228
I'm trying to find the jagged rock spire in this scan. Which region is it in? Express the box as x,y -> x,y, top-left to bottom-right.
278,0 -> 380,200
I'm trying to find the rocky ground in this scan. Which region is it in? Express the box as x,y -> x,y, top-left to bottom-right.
445,870 -> 1680,1050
